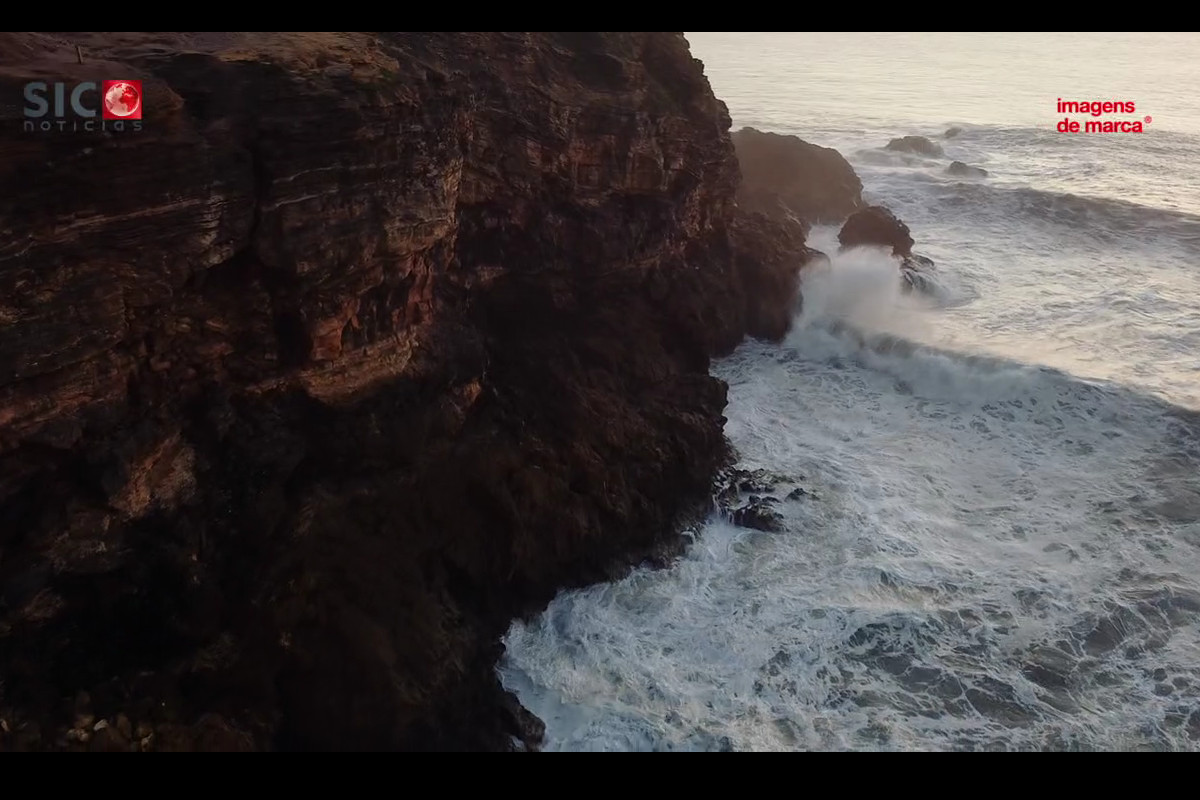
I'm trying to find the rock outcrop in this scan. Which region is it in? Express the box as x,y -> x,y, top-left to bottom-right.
0,32 -> 812,751
838,206 -> 937,292
948,160 -> 988,178
886,135 -> 944,157
731,127 -> 863,226
838,205 -> 915,256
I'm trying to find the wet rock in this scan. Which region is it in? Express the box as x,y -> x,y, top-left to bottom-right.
886,135 -> 945,157
736,469 -> 785,495
838,206 -> 915,256
840,208 -> 939,295
948,160 -> 988,178
901,254 -> 939,293
944,126 -> 964,138
499,689 -> 546,751
731,496 -> 785,532
716,467 -> 810,529
733,127 -> 864,224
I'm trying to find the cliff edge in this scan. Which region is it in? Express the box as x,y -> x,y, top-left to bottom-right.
0,32 -> 809,750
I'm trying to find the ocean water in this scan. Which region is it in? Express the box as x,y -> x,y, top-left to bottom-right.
499,32 -> 1200,751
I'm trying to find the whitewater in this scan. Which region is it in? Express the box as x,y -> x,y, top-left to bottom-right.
499,32 -> 1200,751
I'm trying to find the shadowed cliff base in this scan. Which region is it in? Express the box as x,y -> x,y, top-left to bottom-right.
0,32 -> 815,750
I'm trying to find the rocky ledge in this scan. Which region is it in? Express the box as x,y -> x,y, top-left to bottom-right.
0,32 -> 816,750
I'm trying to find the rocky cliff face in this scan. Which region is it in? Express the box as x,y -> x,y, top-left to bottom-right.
0,33 -> 810,750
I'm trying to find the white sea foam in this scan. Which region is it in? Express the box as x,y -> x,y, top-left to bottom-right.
500,242 -> 1200,751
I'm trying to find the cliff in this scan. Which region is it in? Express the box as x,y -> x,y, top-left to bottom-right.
0,32 -> 809,750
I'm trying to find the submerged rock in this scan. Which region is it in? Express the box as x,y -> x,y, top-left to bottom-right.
732,127 -> 864,225
886,135 -> 945,157
944,126 -> 964,138
948,160 -> 988,178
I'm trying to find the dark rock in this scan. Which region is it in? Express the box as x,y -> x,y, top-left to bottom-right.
499,689 -> 546,750
716,467 -> 809,531
903,254 -> 936,271
944,126 -> 964,138
154,715 -> 256,752
731,497 -> 785,532
901,255 -> 939,294
729,210 -> 816,342
88,725 -> 133,753
948,161 -> 988,178
0,32 -> 817,752
737,470 -> 784,495
840,208 -> 939,295
838,206 -> 915,257
732,127 -> 864,225
886,135 -> 945,157
716,467 -> 790,508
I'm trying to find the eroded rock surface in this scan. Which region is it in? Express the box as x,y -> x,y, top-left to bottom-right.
0,32 -> 812,751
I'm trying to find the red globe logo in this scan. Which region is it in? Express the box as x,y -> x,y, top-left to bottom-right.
101,80 -> 142,120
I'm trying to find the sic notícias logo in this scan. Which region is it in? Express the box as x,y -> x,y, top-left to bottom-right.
23,80 -> 143,132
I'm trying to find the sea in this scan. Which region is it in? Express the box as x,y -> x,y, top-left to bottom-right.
498,31 -> 1200,751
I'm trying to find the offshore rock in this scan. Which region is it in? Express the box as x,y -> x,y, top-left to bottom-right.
838,206 -> 938,294
948,160 -> 988,178
838,205 -> 916,256
886,135 -> 945,157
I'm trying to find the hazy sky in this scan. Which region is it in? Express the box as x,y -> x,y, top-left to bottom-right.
687,33 -> 1200,134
